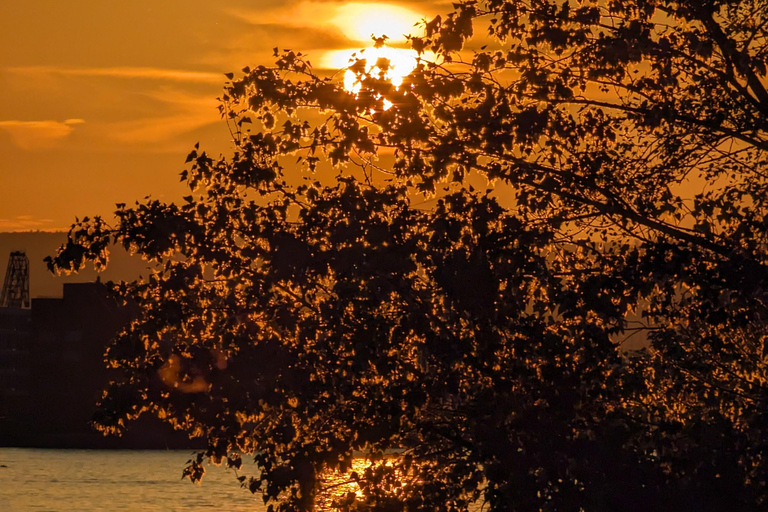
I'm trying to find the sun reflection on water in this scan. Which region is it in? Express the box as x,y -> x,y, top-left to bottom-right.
316,456 -> 413,510
316,457 -> 368,509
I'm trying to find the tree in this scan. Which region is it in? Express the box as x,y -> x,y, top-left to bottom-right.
49,1 -> 768,510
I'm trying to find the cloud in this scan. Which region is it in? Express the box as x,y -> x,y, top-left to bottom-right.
6,66 -> 223,84
192,24 -> 353,73
228,1 -> 430,43
224,1 -> 440,73
0,215 -> 61,231
108,113 -> 217,145
106,90 -> 220,145
0,119 -> 85,150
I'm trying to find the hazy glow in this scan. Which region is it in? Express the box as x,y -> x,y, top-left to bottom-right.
331,3 -> 422,43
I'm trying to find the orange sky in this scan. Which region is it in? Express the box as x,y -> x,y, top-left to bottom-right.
0,1 -> 446,232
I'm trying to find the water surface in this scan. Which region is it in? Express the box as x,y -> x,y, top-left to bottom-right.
0,448 -> 264,512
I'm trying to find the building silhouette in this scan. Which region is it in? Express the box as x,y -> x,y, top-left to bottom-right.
0,306 -> 31,429
0,253 -> 194,448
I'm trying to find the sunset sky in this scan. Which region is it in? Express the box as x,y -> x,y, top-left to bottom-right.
0,1 -> 447,232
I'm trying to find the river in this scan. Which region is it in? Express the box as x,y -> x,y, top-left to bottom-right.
0,448 -> 265,512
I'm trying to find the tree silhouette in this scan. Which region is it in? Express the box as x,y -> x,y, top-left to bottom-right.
48,1 -> 768,510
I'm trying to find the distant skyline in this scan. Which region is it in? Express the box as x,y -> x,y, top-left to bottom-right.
0,1 -> 445,232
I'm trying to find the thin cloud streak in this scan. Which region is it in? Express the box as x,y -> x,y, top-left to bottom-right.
6,66 -> 224,84
0,216 -> 61,232
0,119 -> 85,150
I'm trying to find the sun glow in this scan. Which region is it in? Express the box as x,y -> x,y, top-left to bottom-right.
330,3 -> 422,43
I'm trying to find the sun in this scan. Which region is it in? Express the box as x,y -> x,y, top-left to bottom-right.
323,47 -> 422,90
321,3 -> 434,99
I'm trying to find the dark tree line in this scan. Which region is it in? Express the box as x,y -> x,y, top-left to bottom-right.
49,1 -> 768,510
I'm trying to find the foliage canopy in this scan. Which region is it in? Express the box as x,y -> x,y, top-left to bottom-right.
50,1 -> 768,510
